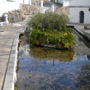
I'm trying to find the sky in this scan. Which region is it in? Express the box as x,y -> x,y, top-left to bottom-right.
16,0 -> 31,4
0,0 -> 30,4
0,0 -> 31,16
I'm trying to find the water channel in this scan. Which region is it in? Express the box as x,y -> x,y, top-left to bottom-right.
17,31 -> 90,90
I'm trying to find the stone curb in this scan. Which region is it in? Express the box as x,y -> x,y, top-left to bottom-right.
74,26 -> 85,35
2,33 -> 19,90
74,26 -> 90,41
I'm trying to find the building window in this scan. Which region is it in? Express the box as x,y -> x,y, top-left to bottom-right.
80,11 -> 84,23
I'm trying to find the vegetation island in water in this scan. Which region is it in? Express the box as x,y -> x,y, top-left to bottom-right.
25,13 -> 76,50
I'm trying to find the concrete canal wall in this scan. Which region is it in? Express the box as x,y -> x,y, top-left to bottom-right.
68,24 -> 90,41
74,25 -> 90,41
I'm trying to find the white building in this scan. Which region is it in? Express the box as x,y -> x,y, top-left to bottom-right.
52,0 -> 90,24
69,0 -> 90,24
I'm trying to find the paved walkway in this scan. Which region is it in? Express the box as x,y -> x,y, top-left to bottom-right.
0,23 -> 25,90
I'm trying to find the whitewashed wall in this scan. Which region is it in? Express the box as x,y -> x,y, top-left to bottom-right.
52,0 -> 90,24
69,0 -> 90,6
53,0 -> 90,6
69,7 -> 90,24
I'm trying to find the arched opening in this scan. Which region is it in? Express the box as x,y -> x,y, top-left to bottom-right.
80,11 -> 84,23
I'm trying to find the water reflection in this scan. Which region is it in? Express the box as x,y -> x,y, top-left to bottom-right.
18,34 -> 90,90
17,46 -> 90,90
76,62 -> 90,90
30,47 -> 74,62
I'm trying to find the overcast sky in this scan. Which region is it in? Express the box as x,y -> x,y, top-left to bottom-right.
17,0 -> 30,4
0,0 -> 27,16
0,0 -> 31,4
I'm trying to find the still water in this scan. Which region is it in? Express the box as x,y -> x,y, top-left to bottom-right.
17,35 -> 90,90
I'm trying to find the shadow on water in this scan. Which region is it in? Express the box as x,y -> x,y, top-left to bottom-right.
17,31 -> 90,90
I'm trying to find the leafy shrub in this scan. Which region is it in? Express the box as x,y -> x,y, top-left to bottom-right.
28,13 -> 69,31
29,29 -> 76,49
26,13 -> 76,50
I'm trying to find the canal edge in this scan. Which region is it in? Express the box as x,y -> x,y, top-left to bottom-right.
2,32 -> 20,90
68,24 -> 90,41
74,26 -> 90,41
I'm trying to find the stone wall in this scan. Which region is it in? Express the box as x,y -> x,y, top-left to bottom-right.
20,0 -> 49,15
55,7 -> 69,16
20,4 -> 40,15
8,10 -> 24,23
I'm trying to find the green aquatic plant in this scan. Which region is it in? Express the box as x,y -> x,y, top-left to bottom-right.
26,13 -> 76,50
